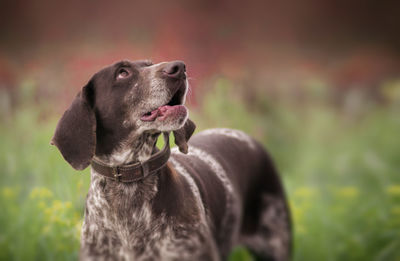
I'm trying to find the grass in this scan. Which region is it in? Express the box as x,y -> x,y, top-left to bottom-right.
1,78 -> 400,260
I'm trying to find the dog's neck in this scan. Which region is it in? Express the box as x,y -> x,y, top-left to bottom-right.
89,132 -> 164,216
93,132 -> 161,166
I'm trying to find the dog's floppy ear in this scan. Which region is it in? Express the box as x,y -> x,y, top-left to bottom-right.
173,118 -> 196,154
51,81 -> 96,170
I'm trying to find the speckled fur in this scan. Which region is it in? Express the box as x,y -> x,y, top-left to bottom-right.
179,145 -> 242,256
81,133 -> 219,261
52,60 -> 291,261
239,195 -> 291,261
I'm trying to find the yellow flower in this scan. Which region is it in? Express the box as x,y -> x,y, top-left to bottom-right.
37,201 -> 46,209
386,185 -> 400,197
1,187 -> 17,199
295,224 -> 307,235
335,187 -> 359,199
75,219 -> 83,240
29,187 -> 53,199
44,207 -> 53,216
294,187 -> 317,199
292,206 -> 304,222
64,201 -> 72,209
43,199 -> 75,227
289,201 -> 307,235
391,206 -> 400,216
77,180 -> 83,191
42,225 -> 50,234
51,200 -> 64,211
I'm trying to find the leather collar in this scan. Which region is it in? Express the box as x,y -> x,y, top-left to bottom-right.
91,133 -> 170,182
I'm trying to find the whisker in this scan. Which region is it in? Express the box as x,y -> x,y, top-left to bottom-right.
186,77 -> 196,101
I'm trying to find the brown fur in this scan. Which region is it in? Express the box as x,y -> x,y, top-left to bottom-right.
52,60 -> 292,261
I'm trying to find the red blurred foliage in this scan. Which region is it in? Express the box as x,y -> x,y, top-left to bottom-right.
0,0 -> 399,111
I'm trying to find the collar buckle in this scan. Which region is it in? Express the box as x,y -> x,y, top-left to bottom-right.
112,166 -> 122,182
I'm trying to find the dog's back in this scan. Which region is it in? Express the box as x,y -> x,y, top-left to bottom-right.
171,128 -> 291,261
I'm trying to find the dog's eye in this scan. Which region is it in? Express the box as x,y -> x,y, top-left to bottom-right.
117,68 -> 130,79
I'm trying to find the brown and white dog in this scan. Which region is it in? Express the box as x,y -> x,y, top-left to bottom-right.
51,60 -> 291,261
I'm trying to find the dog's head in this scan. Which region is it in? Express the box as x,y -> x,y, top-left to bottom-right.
51,60 -> 195,170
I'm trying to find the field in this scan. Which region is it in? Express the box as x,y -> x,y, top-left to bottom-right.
1,78 -> 400,261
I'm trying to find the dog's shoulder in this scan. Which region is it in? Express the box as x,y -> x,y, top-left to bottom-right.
190,128 -> 259,151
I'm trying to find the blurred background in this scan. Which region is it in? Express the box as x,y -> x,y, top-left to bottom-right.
1,0 -> 400,260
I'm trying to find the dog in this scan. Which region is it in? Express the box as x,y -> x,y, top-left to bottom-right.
51,60 -> 292,261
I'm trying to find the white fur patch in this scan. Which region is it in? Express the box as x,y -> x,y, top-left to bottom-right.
146,66 -> 170,111
198,128 -> 256,149
109,149 -> 133,165
184,146 -> 233,196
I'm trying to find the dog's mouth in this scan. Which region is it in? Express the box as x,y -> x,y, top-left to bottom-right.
140,86 -> 187,122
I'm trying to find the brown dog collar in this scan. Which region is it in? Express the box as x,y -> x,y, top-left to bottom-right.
91,133 -> 171,182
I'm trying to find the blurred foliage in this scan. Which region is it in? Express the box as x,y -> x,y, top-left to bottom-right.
0,104 -> 89,260
1,1 -> 400,260
192,78 -> 400,261
1,75 -> 400,261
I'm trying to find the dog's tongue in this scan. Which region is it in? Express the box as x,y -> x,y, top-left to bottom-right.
140,105 -> 186,122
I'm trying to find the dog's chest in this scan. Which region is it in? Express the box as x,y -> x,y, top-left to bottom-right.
81,173 -> 212,260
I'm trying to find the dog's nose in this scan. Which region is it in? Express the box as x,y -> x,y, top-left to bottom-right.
163,61 -> 186,79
